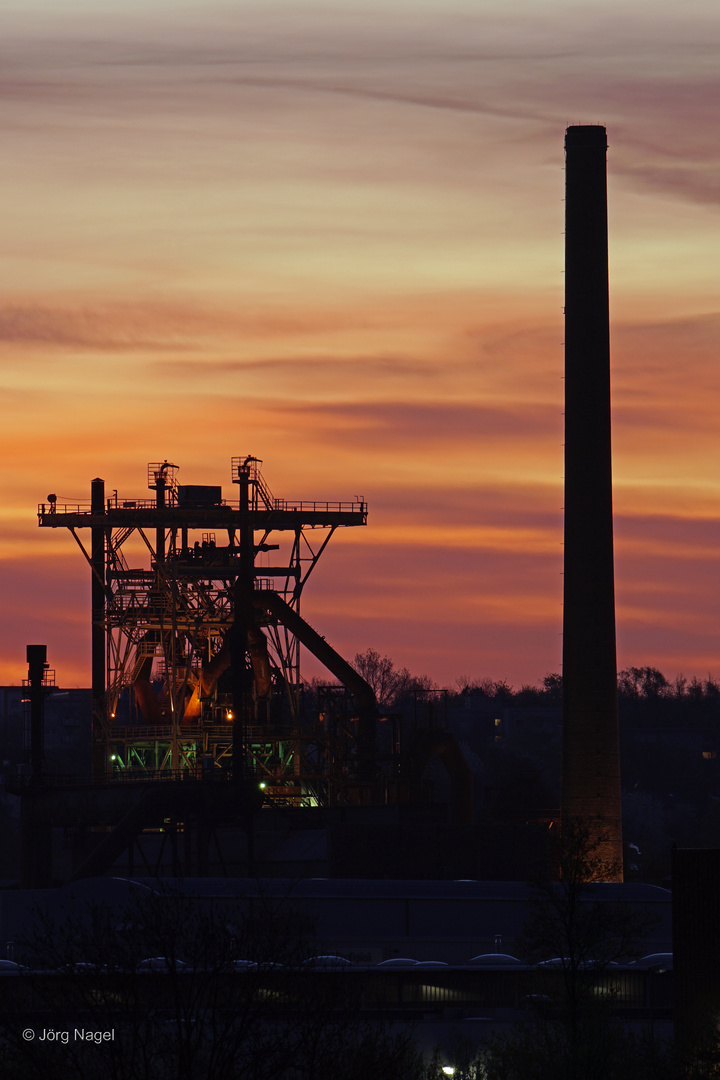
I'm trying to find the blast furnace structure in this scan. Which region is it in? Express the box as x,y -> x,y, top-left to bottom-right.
38,457 -> 376,806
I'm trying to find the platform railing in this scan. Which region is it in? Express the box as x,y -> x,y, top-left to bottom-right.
38,498 -> 367,517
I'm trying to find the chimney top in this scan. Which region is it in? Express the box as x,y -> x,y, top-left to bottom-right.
565,125 -> 607,150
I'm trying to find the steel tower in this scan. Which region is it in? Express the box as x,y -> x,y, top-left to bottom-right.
38,457 -> 372,805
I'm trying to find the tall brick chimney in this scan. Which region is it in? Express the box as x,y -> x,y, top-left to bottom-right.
561,125 -> 623,880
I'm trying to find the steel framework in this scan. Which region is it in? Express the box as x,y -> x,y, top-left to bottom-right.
38,457 -> 369,802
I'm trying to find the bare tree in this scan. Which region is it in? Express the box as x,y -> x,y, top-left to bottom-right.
352,648 -> 412,708
482,819 -> 664,1080
0,883 -> 421,1080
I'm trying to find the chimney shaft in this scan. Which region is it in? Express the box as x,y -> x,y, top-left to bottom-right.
561,125 -> 623,880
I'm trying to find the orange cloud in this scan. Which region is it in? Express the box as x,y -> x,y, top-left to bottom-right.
2,3 -> 720,690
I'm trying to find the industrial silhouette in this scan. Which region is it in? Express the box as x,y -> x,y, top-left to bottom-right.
561,125 -> 623,880
9,129 -> 627,889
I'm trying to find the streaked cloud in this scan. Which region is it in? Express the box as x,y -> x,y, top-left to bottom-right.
0,1 -> 719,687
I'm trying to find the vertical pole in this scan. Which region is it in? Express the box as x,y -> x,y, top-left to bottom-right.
21,646 -> 52,886
293,527 -> 302,688
91,478 -> 106,781
155,472 -> 166,565
232,464 -> 254,783
26,644 -> 47,784
562,125 -> 623,880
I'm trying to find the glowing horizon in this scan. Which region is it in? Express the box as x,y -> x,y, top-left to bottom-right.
2,1 -> 720,689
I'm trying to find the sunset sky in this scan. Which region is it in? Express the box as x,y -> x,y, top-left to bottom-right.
2,0 -> 720,689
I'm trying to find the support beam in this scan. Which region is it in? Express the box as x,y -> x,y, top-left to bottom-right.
91,478 -> 106,779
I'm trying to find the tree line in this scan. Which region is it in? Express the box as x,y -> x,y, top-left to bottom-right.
351,650 -> 720,727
